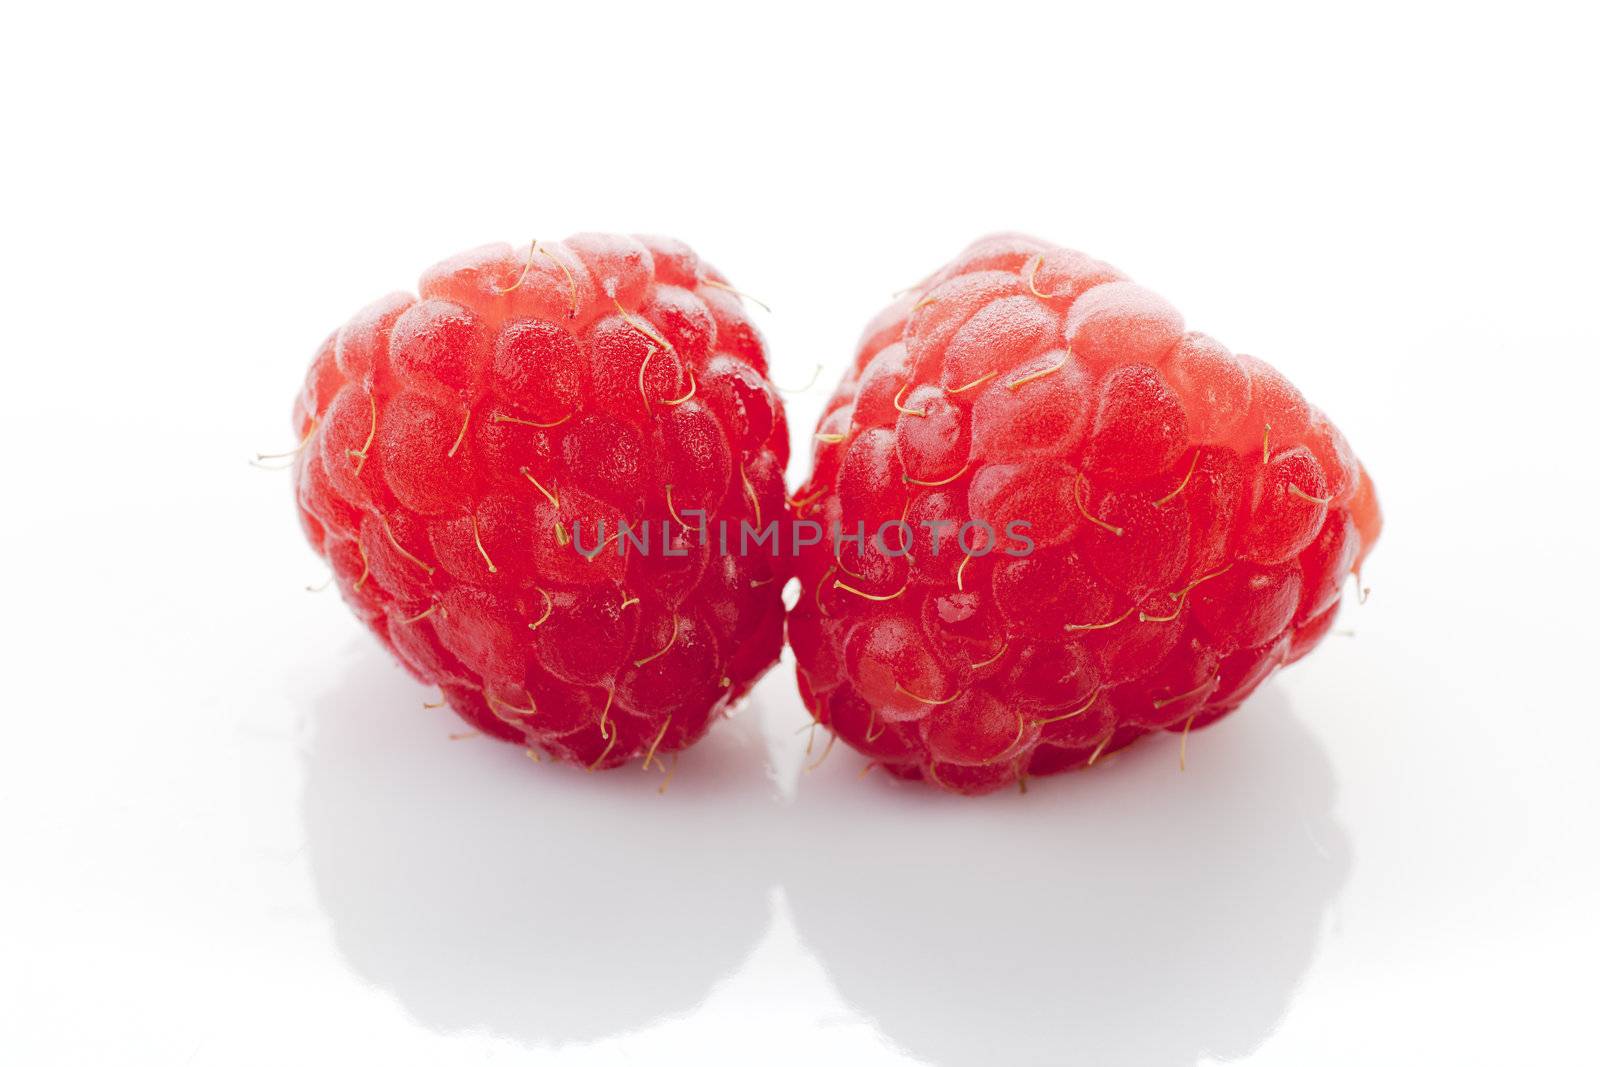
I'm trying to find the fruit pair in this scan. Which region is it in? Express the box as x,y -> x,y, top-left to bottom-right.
287,233 -> 1380,794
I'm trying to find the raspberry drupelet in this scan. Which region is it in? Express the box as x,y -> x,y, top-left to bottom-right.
789,234 -> 1381,795
290,235 -> 789,771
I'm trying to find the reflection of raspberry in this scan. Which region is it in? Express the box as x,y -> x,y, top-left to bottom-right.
789,234 -> 1382,795
290,234 -> 788,771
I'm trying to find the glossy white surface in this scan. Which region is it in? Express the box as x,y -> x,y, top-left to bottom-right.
4,3 -> 1597,1064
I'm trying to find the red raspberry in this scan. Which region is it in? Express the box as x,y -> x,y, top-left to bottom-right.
789,234 -> 1381,795
290,234 -> 788,771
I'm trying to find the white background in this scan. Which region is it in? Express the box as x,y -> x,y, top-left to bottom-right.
4,2 -> 1597,1064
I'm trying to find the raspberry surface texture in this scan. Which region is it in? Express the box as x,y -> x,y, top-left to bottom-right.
789,234 -> 1381,795
290,234 -> 788,770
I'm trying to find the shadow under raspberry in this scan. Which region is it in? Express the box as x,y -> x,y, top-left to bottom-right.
303,652 -> 1345,1061
778,687 -> 1348,1067
300,644 -> 780,1046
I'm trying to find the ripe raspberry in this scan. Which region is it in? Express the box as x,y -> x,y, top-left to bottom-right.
789,234 -> 1381,795
290,234 -> 789,771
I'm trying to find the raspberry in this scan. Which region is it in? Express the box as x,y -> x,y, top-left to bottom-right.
290,234 -> 788,771
789,234 -> 1381,795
